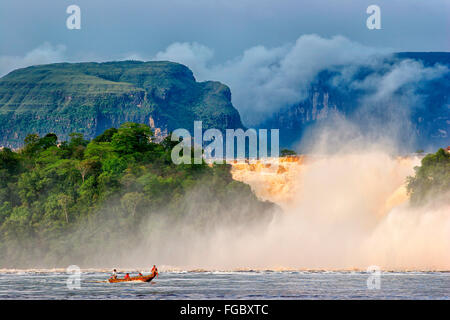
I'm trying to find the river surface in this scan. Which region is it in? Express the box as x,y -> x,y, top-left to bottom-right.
0,271 -> 448,299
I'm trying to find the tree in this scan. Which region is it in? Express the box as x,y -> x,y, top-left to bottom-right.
22,133 -> 58,155
57,194 -> 73,223
93,127 -> 118,143
69,133 -> 88,147
0,148 -> 21,175
68,133 -> 89,159
84,142 -> 115,161
39,133 -> 58,149
407,148 -> 450,205
280,149 -> 297,157
121,192 -> 144,217
22,133 -> 40,156
111,122 -> 154,154
76,159 -> 101,183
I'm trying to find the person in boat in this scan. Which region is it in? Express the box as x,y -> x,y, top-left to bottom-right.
151,265 -> 159,278
138,272 -> 143,277
124,273 -> 130,280
111,269 -> 117,280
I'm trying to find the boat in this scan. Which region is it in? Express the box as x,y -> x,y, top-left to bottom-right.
108,273 -> 156,283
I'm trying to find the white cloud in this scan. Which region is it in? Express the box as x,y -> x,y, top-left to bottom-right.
352,59 -> 449,102
154,42 -> 214,78
153,35 -> 391,125
153,35 -> 449,127
0,43 -> 67,77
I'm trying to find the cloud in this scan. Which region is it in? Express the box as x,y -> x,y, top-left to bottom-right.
2,35 -> 448,131
154,42 -> 214,77
0,43 -> 67,77
153,35 -> 449,128
351,59 -> 448,102
153,35 -> 391,125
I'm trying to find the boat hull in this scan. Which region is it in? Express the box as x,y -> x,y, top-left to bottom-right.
108,274 -> 156,283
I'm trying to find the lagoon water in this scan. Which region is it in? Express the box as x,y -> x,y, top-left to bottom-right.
0,271 -> 448,299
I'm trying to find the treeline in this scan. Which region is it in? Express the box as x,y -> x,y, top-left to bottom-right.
0,123 -> 274,267
407,148 -> 450,205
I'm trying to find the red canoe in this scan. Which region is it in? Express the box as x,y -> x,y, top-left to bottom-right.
108,274 -> 156,283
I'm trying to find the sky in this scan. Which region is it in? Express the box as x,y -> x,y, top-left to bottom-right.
0,0 -> 448,125
1,0 -> 448,61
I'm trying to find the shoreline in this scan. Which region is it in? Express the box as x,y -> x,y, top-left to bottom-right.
1,267 -> 449,274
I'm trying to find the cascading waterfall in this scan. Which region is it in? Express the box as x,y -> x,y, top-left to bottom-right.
225,153 -> 450,271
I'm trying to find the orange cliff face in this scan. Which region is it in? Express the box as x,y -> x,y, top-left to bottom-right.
231,154 -> 421,218
230,156 -> 306,209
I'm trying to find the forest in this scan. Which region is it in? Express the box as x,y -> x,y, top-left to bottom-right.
0,123 -> 274,267
407,147 -> 450,205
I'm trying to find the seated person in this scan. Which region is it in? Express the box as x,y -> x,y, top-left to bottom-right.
124,273 -> 130,280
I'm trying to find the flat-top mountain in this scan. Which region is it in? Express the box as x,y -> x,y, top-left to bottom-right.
0,61 -> 244,148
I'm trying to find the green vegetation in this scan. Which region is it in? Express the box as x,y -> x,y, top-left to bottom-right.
0,61 -> 243,148
280,149 -> 297,157
0,123 -> 273,267
406,148 -> 450,205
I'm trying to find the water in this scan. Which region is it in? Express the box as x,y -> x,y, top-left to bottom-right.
0,271 -> 448,299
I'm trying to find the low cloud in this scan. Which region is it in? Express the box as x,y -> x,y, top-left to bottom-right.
152,35 -> 448,128
154,42 -> 214,77
351,59 -> 448,102
153,35 -> 390,125
0,43 -> 67,77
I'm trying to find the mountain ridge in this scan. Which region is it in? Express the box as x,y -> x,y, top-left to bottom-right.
1,53 -> 449,151
0,61 -> 244,148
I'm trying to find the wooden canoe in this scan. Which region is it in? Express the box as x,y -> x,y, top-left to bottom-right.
108,274 -> 156,283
